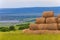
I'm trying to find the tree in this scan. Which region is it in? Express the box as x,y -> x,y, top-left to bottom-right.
9,26 -> 16,31
18,23 -> 30,30
0,27 -> 9,32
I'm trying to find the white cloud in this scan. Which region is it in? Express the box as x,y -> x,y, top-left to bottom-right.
0,0 -> 60,8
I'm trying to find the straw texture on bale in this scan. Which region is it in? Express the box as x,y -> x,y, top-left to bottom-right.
22,29 -> 33,34
58,24 -> 60,30
23,29 -> 48,34
47,23 -> 58,30
47,30 -> 60,34
46,17 -> 57,23
36,17 -> 46,24
38,24 -> 47,30
32,30 -> 48,34
23,30 -> 60,34
42,11 -> 54,17
57,18 -> 60,23
29,24 -> 39,30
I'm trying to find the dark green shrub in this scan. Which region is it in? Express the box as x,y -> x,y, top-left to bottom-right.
9,26 -> 16,31
0,27 -> 9,32
18,23 -> 30,30
18,26 -> 25,30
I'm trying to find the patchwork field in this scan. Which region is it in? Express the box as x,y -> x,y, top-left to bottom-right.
0,30 -> 60,40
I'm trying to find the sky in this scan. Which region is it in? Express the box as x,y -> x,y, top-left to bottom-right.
0,0 -> 60,8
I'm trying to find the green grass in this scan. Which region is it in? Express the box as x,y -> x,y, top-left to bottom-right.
0,30 -> 60,40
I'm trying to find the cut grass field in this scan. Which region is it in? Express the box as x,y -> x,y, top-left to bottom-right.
0,30 -> 60,40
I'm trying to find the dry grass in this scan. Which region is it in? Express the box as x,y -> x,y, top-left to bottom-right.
0,30 -> 60,40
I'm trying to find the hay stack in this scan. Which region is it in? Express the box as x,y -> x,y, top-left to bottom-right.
29,24 -> 39,30
46,17 -> 57,23
47,23 -> 58,30
42,11 -> 54,18
22,11 -> 60,34
36,17 -> 46,24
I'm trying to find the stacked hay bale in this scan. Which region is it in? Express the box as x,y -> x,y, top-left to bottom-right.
36,17 -> 46,24
57,14 -> 60,30
42,11 -> 58,30
23,11 -> 60,34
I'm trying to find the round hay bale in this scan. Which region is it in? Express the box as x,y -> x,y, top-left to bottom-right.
42,11 -> 54,17
47,30 -> 60,34
38,23 -> 58,30
38,24 -> 47,30
36,17 -> 46,24
57,14 -> 60,18
23,30 -> 60,34
29,24 -> 39,30
47,23 -> 58,30
57,23 -> 60,30
32,30 -> 48,34
46,17 -> 57,23
23,29 -> 48,34
57,18 -> 60,23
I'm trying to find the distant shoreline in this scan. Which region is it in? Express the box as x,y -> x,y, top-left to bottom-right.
0,20 -> 19,22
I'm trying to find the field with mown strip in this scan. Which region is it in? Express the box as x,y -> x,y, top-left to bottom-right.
0,30 -> 60,40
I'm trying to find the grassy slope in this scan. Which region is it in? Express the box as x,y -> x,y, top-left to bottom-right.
0,30 -> 60,40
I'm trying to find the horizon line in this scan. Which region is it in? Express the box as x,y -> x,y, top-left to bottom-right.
0,6 -> 60,9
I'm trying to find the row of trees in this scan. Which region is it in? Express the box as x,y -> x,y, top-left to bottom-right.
0,23 -> 30,32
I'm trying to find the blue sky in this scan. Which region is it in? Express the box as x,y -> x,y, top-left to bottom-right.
0,0 -> 60,8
